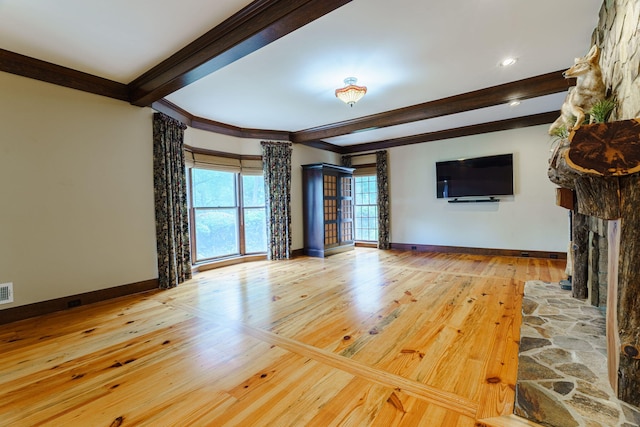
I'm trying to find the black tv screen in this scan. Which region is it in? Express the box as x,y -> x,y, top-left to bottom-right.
436,153 -> 514,199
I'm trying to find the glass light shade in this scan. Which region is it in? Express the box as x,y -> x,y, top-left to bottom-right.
335,77 -> 367,107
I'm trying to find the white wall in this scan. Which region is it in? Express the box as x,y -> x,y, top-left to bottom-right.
0,72 -> 158,308
179,125 -> 569,254
389,125 -> 569,252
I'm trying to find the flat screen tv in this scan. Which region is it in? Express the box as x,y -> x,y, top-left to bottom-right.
436,153 -> 514,199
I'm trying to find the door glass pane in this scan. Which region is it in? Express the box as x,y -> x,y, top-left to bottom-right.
354,175 -> 378,242
192,169 -> 236,207
194,208 -> 239,259
242,175 -> 265,207
242,175 -> 267,253
190,168 -> 267,262
244,207 -> 267,253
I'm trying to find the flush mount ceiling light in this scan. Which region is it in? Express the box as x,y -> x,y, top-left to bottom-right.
499,57 -> 518,67
335,77 -> 367,107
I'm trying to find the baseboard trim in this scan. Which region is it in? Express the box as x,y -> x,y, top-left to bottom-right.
0,278 -> 159,325
195,254 -> 267,272
390,243 -> 567,260
355,242 -> 377,248
194,250 -> 306,267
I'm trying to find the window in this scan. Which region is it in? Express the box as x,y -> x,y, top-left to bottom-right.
242,175 -> 267,253
190,167 -> 266,262
354,175 -> 378,241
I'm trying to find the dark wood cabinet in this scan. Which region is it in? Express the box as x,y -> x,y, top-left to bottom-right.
302,163 -> 355,257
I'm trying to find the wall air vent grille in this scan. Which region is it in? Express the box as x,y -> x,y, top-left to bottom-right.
0,283 -> 13,304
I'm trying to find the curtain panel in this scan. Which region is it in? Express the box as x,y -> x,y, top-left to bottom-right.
341,155 -> 352,168
261,141 -> 292,260
345,152 -> 390,249
153,113 -> 192,288
376,150 -> 390,249
345,153 -> 376,176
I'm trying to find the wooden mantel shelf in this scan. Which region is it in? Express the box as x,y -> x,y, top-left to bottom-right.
565,118 -> 640,176
560,118 -> 640,220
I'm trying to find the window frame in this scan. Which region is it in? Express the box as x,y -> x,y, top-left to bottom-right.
186,149 -> 266,264
353,173 -> 379,243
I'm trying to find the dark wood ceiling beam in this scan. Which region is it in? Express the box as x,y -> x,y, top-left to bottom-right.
128,0 -> 351,107
298,139 -> 345,153
0,49 -> 129,101
292,71 -> 572,143
337,111 -> 560,154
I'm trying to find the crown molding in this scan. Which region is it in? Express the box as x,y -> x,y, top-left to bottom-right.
152,98 -> 290,141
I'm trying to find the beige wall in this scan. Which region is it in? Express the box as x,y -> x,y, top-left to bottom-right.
0,72 -> 157,309
185,127 -> 338,250
185,127 -> 263,156
0,69 -> 567,310
291,145 -> 340,248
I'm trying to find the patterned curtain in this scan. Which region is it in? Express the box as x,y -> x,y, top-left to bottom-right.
376,150 -> 390,249
341,155 -> 352,167
153,113 -> 192,289
261,141 -> 293,260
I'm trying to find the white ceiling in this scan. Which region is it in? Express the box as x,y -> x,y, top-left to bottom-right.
0,0 -> 603,147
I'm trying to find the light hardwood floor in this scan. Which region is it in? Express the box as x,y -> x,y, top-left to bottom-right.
0,249 -> 566,426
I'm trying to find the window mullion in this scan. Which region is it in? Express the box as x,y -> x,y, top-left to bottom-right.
188,168 -> 198,262
237,173 -> 246,255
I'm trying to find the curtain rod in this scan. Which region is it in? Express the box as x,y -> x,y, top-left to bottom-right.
344,151 -> 379,158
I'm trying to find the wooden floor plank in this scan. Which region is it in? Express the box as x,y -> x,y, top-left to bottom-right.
0,249 -> 566,426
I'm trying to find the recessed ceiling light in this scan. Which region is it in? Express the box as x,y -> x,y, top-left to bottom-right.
500,57 -> 518,67
509,100 -> 521,107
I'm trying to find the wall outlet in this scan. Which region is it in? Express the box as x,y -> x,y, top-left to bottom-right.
0,283 -> 14,304
67,299 -> 81,308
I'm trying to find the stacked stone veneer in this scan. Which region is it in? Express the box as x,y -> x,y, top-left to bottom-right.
578,0 -> 640,310
593,0 -> 640,122
515,281 -> 640,427
578,0 -> 640,308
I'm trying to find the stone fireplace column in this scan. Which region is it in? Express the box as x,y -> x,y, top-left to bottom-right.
550,119 -> 640,406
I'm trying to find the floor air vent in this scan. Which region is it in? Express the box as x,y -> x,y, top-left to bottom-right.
0,283 -> 13,304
